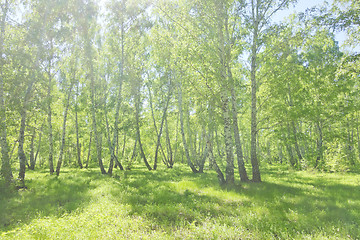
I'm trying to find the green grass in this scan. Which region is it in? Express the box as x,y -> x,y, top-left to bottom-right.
1,164 -> 359,239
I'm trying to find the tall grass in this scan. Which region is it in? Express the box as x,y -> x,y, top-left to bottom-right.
1,165 -> 359,239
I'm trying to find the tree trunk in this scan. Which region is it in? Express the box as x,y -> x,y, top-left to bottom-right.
267,140 -> 272,164
104,103 -> 115,175
292,121 -> 302,168
0,0 -> 13,186
107,67 -> 124,174
75,109 -> 82,169
278,142 -> 283,164
135,91 -> 152,170
85,129 -> 92,168
28,127 -> 36,170
165,115 -> 174,168
231,87 -> 249,182
208,141 -> 225,185
198,133 -> 209,173
159,141 -> 169,167
357,119 -> 360,162
217,0 -> 234,184
114,135 -> 119,169
47,64 -> 54,175
105,98 -> 124,174
214,128 -> 223,158
18,108 -> 27,188
347,119 -> 355,165
250,26 -> 261,182
109,14 -> 126,173
18,78 -> 36,188
75,82 -> 83,169
186,105 -> 196,162
56,81 -> 74,176
286,142 -> 295,167
288,83 -> 302,167
33,124 -> 43,168
127,139 -> 138,170
87,43 -> 106,174
177,82 -> 198,173
147,83 -> 171,170
286,123 -> 297,167
315,121 -> 323,169
121,133 -> 126,159
249,0 -> 262,182
173,113 -> 180,167
9,141 -> 17,165
220,91 -> 235,184
114,132 -> 123,170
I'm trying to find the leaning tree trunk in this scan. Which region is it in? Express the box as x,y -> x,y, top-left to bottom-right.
56,81 -> 74,176
198,133 -> 209,173
148,83 -> 172,170
208,141 -> 225,185
177,81 -> 198,173
86,43 -> 106,174
135,91 -> 152,171
107,67 -> 125,174
0,0 -> 13,186
148,84 -> 160,169
105,100 -> 124,174
110,10 -> 126,173
18,78 -> 36,188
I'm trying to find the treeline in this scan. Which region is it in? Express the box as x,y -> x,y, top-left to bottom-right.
0,0 -> 359,188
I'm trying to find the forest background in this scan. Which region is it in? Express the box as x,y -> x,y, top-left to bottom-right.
1,0 -> 360,238
1,0 -> 359,186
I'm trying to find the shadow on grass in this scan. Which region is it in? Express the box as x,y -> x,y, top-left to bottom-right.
108,164 -> 360,238
0,169 -> 99,232
110,169 -> 227,227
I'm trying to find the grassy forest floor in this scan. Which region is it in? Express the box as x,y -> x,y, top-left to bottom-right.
0,164 -> 359,239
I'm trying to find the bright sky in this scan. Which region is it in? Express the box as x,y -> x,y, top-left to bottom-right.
97,0 -> 356,52
273,0 -> 331,21
274,0 -> 358,52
